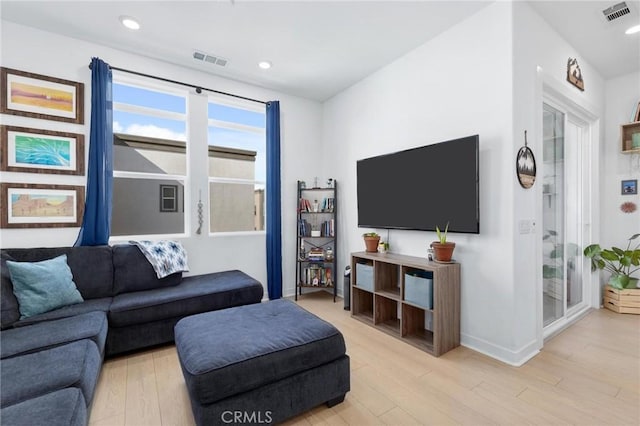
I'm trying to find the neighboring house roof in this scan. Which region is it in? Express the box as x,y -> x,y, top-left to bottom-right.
114,133 -> 257,162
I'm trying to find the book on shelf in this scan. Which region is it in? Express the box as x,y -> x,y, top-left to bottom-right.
298,219 -> 311,237
301,265 -> 333,287
319,219 -> 335,237
298,198 -> 312,213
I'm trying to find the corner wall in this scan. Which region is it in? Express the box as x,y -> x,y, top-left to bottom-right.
512,1 -> 605,356
602,72 -> 640,257
0,20 -> 324,297
322,2 -> 519,361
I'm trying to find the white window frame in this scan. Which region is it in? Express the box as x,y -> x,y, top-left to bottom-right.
207,95 -> 266,236
110,72 -> 190,241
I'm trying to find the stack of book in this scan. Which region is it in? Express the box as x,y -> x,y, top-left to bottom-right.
308,248 -> 324,261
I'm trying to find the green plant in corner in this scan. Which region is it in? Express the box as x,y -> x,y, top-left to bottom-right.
435,222 -> 449,244
583,234 -> 640,289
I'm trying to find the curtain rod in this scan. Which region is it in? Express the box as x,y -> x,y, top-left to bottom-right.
88,63 -> 268,105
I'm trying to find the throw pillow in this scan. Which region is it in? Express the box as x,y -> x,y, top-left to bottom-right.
6,254 -> 84,319
130,240 -> 189,279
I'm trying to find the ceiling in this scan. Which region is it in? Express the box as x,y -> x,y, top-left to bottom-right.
1,1 -> 638,101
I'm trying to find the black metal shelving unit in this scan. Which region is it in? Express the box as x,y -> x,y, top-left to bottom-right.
295,180 -> 337,302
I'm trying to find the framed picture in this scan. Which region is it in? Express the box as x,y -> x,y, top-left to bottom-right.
0,183 -> 84,228
566,58 -> 584,91
622,179 -> 637,195
516,145 -> 536,189
1,125 -> 84,175
0,67 -> 84,124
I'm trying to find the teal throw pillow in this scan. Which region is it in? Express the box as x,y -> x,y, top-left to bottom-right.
6,254 -> 84,319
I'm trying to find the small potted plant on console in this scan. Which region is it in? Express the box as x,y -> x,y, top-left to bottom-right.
431,222 -> 455,262
363,232 -> 381,253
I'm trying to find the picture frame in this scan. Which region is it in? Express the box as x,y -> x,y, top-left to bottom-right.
1,125 -> 84,175
621,179 -> 637,195
516,145 -> 537,189
0,67 -> 84,124
0,183 -> 84,228
566,57 -> 584,91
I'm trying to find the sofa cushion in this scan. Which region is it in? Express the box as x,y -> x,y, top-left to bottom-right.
12,297 -> 112,328
7,255 -> 84,319
1,253 -> 20,329
112,244 -> 182,294
0,388 -> 86,426
175,299 -> 346,404
1,246 -> 114,299
0,339 -> 101,408
109,270 -> 263,327
1,311 -> 108,359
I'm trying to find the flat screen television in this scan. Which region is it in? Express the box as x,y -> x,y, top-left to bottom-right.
357,135 -> 479,233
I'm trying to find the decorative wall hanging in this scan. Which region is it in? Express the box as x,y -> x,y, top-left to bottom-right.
566,58 -> 584,91
621,202 -> 637,214
0,182 -> 85,228
622,179 -> 637,195
516,130 -> 536,189
195,190 -> 203,234
1,125 -> 84,175
0,67 -> 84,124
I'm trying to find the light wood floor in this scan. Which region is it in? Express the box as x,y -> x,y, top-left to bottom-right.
89,292 -> 640,425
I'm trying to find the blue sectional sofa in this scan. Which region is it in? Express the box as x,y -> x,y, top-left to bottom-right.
0,244 -> 264,425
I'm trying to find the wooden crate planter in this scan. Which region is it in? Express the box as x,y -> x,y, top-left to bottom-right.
603,285 -> 640,314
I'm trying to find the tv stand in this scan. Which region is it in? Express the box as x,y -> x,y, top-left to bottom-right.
350,251 -> 460,357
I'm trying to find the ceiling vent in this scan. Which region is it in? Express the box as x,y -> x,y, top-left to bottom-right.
193,50 -> 228,67
602,2 -> 631,22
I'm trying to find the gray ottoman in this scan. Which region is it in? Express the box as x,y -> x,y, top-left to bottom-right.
175,299 -> 350,425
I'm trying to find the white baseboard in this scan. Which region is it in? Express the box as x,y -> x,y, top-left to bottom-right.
461,333 -> 540,366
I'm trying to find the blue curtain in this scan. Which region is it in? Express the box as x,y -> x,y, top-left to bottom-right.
75,57 -> 113,246
266,101 -> 282,299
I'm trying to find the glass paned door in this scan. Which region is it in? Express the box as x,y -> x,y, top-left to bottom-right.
542,102 -> 585,328
542,103 -> 565,326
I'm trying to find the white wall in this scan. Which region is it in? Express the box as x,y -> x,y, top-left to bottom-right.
0,21 -> 324,298
323,1 -> 613,365
322,2 -> 519,361
512,1 -> 605,357
602,72 -> 640,257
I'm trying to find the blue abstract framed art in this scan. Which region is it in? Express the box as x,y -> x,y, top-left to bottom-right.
1,125 -> 84,175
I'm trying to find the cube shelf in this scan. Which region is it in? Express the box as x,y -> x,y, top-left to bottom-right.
351,251 -> 460,357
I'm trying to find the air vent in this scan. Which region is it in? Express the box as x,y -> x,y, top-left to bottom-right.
602,2 -> 631,22
193,50 -> 228,67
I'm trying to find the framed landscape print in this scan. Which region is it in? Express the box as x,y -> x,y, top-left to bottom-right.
0,183 -> 84,228
1,126 -> 84,175
0,67 -> 84,124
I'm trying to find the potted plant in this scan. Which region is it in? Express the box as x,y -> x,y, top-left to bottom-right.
363,232 -> 380,253
583,234 -> 640,289
431,222 -> 455,262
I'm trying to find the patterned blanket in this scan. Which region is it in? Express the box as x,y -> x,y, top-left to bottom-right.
130,240 -> 189,279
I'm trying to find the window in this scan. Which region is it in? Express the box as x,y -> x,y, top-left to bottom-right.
208,97 -> 266,233
160,185 -> 178,212
111,76 -> 187,237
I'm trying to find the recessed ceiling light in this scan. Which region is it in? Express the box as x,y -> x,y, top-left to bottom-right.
258,61 -> 272,70
625,24 -> 640,35
119,16 -> 140,30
